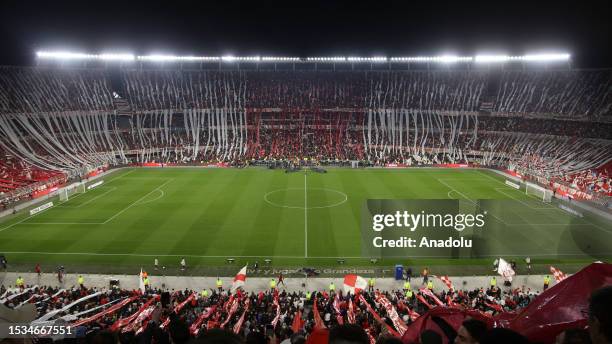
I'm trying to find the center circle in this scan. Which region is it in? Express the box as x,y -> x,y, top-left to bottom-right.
264,188 -> 348,209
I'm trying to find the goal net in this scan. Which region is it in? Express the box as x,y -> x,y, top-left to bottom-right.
525,182 -> 553,203
59,183 -> 86,201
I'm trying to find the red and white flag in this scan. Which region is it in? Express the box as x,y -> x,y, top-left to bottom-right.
398,300 -> 420,321
497,258 -> 516,282
231,265 -> 248,292
333,293 -> 344,325
161,293 -> 197,329
189,306 -> 216,336
138,268 -> 146,293
359,294 -> 400,337
375,292 -> 408,336
343,274 -> 368,294
437,275 -> 454,291
271,294 -> 281,328
550,266 -> 567,282
419,287 -> 445,307
233,298 -> 251,334
347,298 -> 356,324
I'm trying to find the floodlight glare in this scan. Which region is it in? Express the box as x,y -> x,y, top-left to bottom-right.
475,53 -> 570,63
474,55 -> 510,63
521,53 -> 570,61
36,51 -> 135,61
35,51 -> 571,64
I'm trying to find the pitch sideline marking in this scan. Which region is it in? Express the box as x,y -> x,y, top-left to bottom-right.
22,222 -> 105,225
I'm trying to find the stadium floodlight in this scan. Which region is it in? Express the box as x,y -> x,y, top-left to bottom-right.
98,53 -> 136,61
221,56 -> 261,62
36,51 -> 135,61
306,57 -> 347,62
475,53 -> 570,63
520,53 -> 570,61
435,55 -> 472,63
347,57 -> 387,62
390,56 -> 472,63
474,55 -> 511,63
260,56 -> 301,62
36,51 -> 571,64
137,55 -> 220,62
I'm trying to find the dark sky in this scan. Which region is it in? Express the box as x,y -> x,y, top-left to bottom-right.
0,0 -> 610,67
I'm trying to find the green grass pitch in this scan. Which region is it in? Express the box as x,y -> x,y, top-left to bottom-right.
0,167 -> 610,275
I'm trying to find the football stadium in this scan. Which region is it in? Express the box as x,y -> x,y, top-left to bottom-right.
1,2 -> 611,343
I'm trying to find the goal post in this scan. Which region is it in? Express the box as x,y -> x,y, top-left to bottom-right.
525,182 -> 553,202
58,182 -> 86,201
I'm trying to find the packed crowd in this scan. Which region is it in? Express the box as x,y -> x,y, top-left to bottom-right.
0,153 -> 66,209
1,68 -> 610,121
1,67 -> 611,206
0,278 -> 543,342
1,111 -> 611,206
1,276 -> 611,344
557,162 -> 612,197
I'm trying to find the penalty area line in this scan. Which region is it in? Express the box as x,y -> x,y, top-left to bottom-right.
102,179 -> 173,224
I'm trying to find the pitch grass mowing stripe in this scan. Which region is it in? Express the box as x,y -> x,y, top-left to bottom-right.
0,168 -> 610,274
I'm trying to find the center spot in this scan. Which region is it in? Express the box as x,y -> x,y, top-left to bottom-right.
264,188 -> 348,209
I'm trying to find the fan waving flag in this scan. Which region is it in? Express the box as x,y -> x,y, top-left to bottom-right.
138,268 -> 146,293
343,274 -> 368,294
550,266 -> 567,282
437,275 -> 454,291
497,258 -> 516,282
231,265 -> 248,292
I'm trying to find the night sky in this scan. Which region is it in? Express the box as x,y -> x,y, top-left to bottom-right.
0,0 -> 610,67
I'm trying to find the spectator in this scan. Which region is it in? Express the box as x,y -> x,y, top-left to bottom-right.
455,319 -> 488,344
329,324 -> 369,344
556,328 -> 592,344
588,286 -> 612,344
